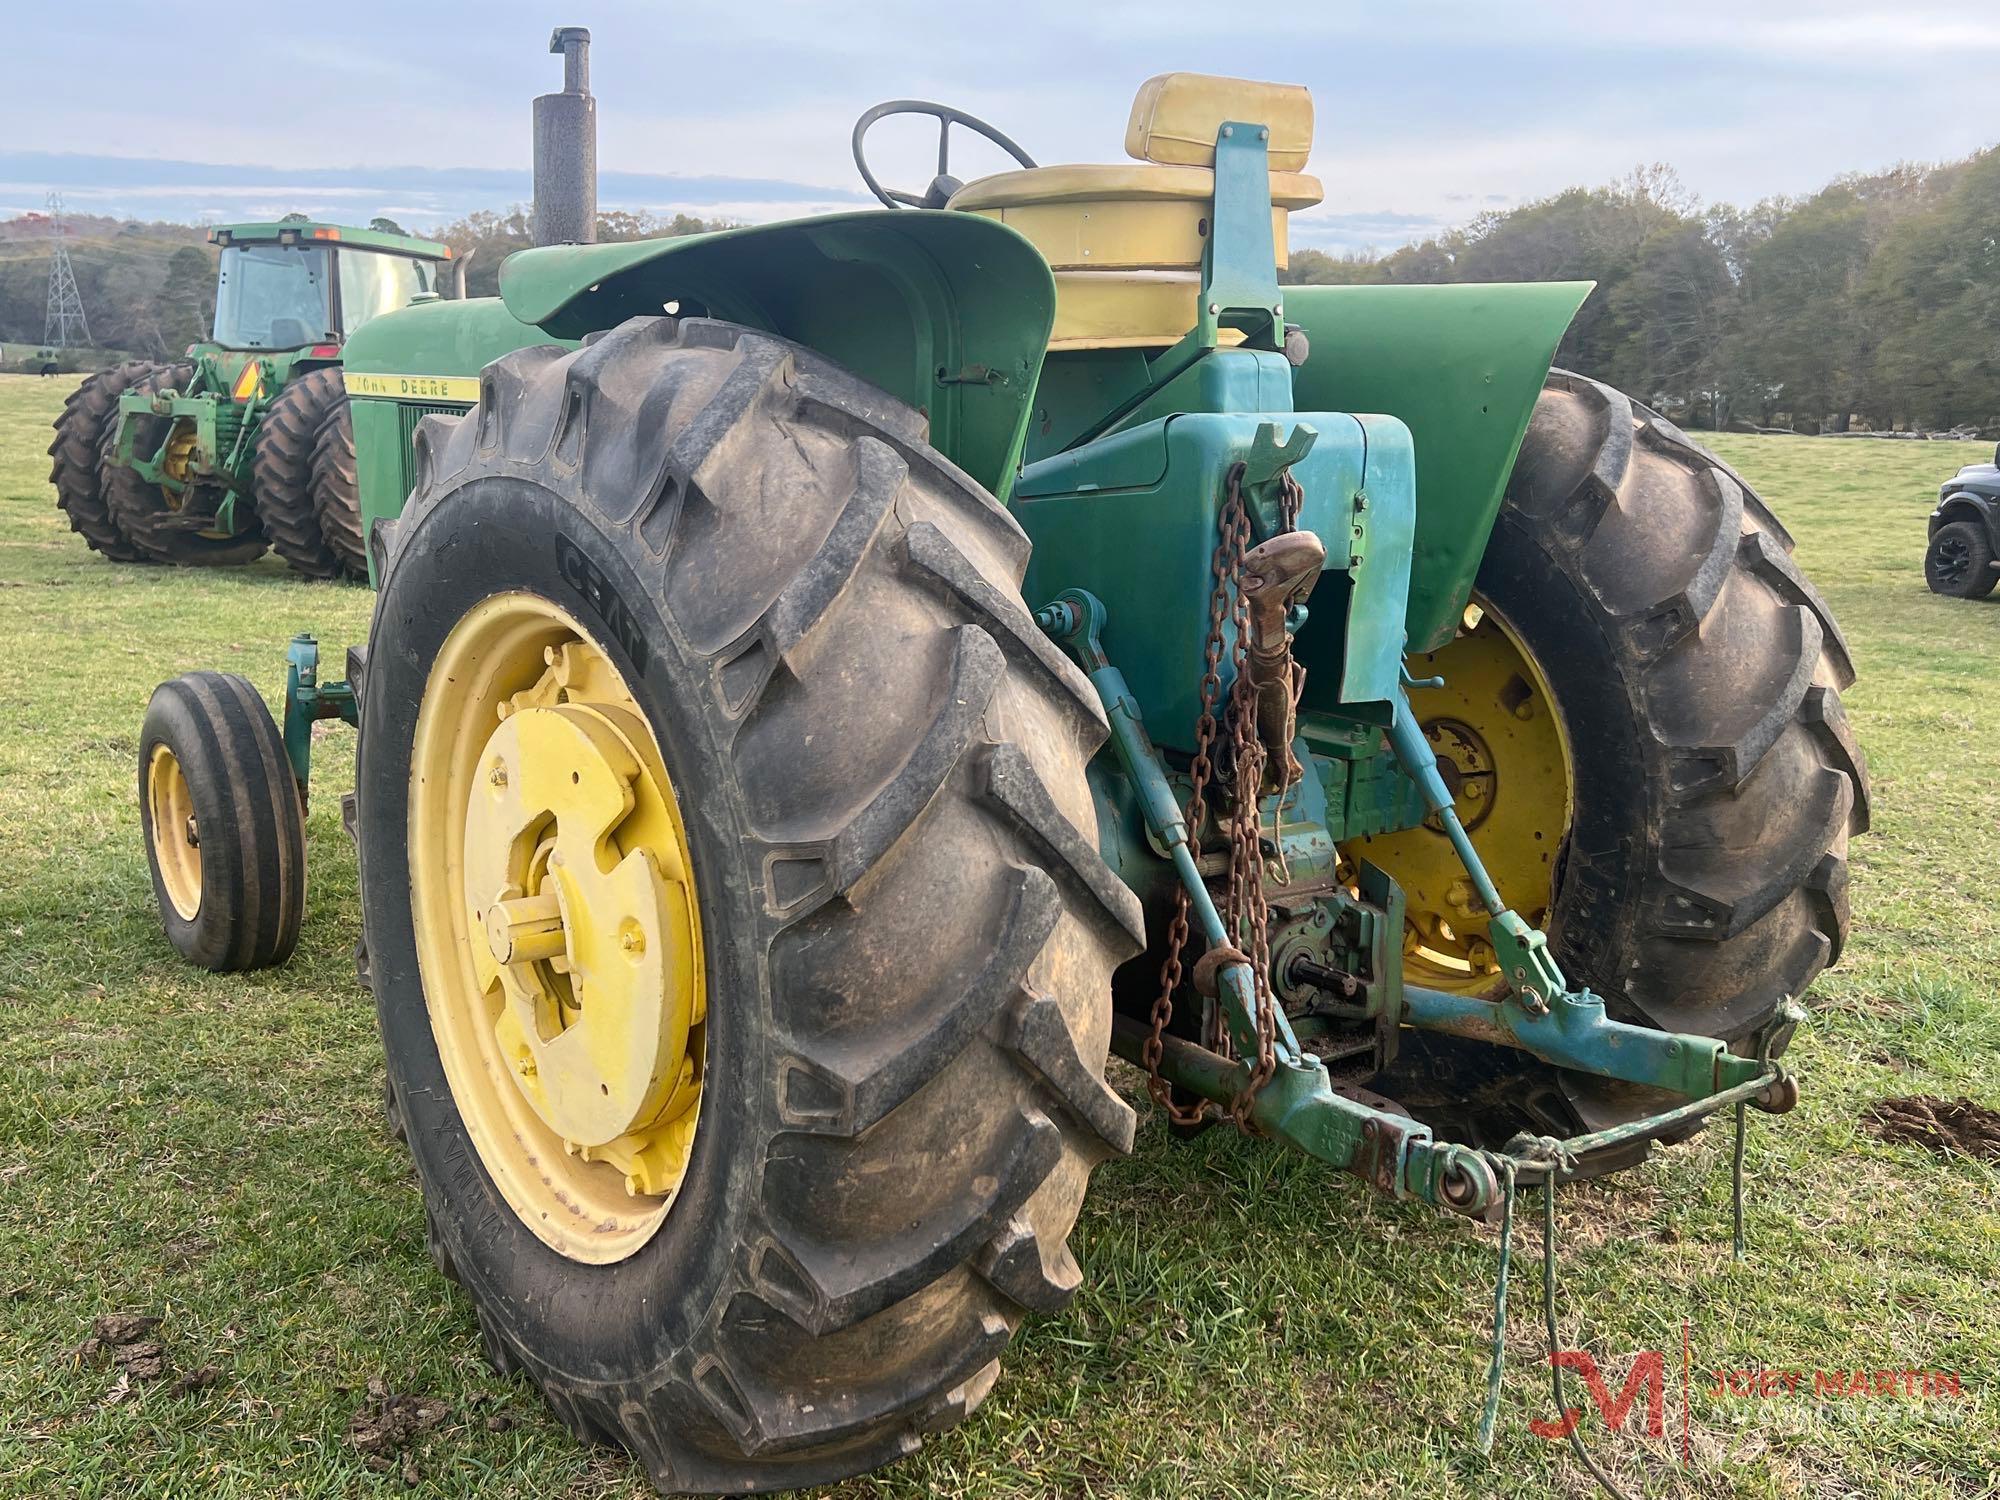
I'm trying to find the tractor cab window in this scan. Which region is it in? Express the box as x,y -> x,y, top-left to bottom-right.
212,243 -> 333,350
336,250 -> 438,337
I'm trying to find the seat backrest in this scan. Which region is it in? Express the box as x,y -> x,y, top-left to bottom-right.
1124,72 -> 1313,170
947,73 -> 1319,349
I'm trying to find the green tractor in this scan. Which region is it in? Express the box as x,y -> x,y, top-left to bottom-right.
136,44 -> 1867,1494
49,219 -> 457,578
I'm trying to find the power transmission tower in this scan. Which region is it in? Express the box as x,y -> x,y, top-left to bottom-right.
44,192 -> 91,349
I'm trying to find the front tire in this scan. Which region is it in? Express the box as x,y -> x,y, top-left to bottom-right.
1376,372 -> 1869,1158
356,318 -> 1141,1492
138,672 -> 306,971
1925,518 -> 1998,598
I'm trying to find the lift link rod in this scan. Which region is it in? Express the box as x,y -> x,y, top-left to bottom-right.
1386,672 -> 1795,1106
1038,589 -> 1498,1216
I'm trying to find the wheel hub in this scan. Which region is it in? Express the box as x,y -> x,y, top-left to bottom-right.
1935,536 -> 1970,586
1352,601 -> 1572,994
408,597 -> 706,1264
463,691 -> 702,1190
161,419 -> 197,493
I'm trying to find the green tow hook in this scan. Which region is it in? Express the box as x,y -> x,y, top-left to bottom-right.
1038,588 -> 1499,1217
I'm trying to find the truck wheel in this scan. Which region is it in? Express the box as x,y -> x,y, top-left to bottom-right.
252,366 -> 345,578
47,359 -> 156,562
1925,519 -> 1998,599
307,398 -> 368,579
355,318 -> 1142,1493
139,672 -> 306,971
1363,372 -> 1869,1163
103,364 -> 269,567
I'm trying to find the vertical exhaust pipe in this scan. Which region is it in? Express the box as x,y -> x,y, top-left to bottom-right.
533,26 -> 597,247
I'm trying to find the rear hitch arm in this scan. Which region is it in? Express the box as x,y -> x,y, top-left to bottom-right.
1040,589 -> 1498,1216
1386,674 -> 1799,1112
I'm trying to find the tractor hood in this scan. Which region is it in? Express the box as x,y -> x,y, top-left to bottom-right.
498,211 -> 1057,502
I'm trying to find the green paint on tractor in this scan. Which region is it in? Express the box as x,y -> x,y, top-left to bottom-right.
135,47 -> 1868,1495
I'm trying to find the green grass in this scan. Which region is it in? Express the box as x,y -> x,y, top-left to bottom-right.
0,371 -> 1995,1498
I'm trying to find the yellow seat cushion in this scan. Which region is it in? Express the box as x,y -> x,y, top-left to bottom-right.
947,165 -> 1323,272
945,72 -> 1322,349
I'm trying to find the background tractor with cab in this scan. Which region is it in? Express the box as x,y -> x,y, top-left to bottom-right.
49,219 -> 459,578
133,33 -> 1868,1494
1925,441 -> 2000,598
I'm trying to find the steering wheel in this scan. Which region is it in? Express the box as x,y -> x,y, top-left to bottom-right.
851,100 -> 1037,210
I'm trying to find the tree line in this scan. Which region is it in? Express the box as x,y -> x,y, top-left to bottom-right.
1284,148 -> 2000,434
6,143 -> 1994,434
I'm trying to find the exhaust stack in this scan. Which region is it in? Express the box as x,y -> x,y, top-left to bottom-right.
533,26 -> 597,247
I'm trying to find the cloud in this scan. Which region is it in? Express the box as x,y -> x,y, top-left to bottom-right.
11,0 -> 2000,247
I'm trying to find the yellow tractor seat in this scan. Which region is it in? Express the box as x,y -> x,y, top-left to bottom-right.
947,72 -> 1321,349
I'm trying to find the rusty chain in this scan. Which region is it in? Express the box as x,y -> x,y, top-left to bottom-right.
1144,462 -> 1298,1128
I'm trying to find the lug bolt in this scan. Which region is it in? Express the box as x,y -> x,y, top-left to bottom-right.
184,815 -> 200,848
488,762 -> 509,788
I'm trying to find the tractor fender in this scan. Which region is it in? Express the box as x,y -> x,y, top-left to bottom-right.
1283,281 -> 1591,652
1931,489 -> 2000,546
497,212 -> 1056,503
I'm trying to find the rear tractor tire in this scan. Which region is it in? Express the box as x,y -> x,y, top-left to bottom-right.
355,317 -> 1142,1492
252,366 -> 352,579
139,672 -> 306,972
308,396 -> 367,580
1366,371 -> 1869,1165
47,359 -> 159,562
1925,519 -> 1998,599
102,364 -> 269,567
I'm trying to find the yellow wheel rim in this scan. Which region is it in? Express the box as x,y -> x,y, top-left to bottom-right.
1353,598 -> 1574,995
161,420 -> 197,489
408,593 -> 705,1265
146,745 -> 202,921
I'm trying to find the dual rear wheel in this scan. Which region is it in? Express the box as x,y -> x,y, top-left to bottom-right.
49,360 -> 366,577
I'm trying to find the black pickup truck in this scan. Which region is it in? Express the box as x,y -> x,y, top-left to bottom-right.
1927,444 -> 2000,598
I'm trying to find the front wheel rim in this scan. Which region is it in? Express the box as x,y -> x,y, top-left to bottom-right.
1934,537 -> 1970,587
407,593 -> 706,1265
146,745 -> 202,921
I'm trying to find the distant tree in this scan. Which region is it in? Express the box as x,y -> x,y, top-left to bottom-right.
1280,247 -> 1384,285
435,206 -> 733,297
368,216 -> 410,236
1863,147 -> 2000,429
155,245 -> 218,354
1727,186 -> 1873,428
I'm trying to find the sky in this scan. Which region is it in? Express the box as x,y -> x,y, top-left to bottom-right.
8,3 -> 2000,253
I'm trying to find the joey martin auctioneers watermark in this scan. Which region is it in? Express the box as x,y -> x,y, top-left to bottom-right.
1534,1326 -> 1966,1457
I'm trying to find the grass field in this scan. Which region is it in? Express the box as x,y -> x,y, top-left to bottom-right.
0,370 -> 1995,1498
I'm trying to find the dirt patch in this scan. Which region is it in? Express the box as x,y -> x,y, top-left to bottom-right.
68,1311 -> 227,1405
348,1377 -> 451,1484
1868,1095 -> 2000,1161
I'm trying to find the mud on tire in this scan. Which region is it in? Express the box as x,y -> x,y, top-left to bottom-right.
355,317 -> 1143,1493
1391,371 -> 1870,1155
